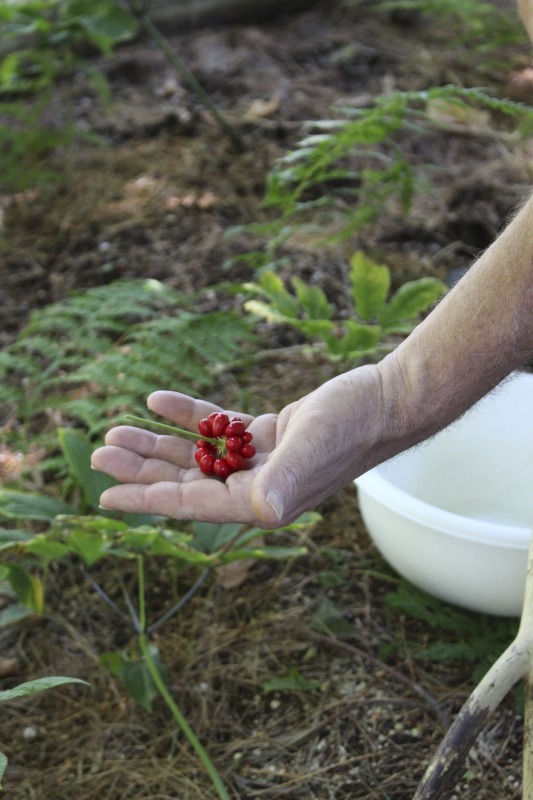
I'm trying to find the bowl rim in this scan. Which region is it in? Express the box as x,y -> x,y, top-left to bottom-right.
355,466 -> 532,549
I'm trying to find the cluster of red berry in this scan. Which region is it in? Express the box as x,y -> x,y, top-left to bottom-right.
194,412 -> 256,479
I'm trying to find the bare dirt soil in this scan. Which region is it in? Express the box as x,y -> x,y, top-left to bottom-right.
1,1 -> 533,798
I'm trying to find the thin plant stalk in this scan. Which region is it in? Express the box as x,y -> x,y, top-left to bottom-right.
132,8 -> 244,152
148,568 -> 209,634
84,571 -> 131,627
413,531 -> 533,800
136,556 -> 232,800
124,414 -> 214,442
118,567 -> 141,633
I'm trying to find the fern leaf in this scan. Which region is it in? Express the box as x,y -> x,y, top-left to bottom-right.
0,280 -> 255,438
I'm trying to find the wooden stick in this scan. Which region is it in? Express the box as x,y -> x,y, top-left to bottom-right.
413,532 -> 533,800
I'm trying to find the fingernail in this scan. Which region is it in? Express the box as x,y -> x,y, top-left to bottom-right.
98,503 -> 111,510
266,488 -> 283,523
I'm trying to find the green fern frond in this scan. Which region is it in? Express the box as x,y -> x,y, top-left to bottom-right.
252,85 -> 533,262
0,280 -> 255,438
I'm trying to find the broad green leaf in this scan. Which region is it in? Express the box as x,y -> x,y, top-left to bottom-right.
72,4 -> 138,53
291,277 -> 333,320
0,751 -> 7,789
0,52 -> 20,87
118,528 -> 210,564
262,667 -> 321,693
120,649 -> 167,712
67,529 -> 107,566
3,564 -> 44,613
350,251 -> 391,322
25,536 -> 70,562
120,660 -> 157,711
224,526 -> 267,549
280,512 -> 322,531
54,514 -> 127,534
99,650 -> 124,678
323,321 -> 381,359
0,528 -> 32,545
243,300 -> 292,326
0,575 -> 13,594
194,512 -> 320,554
378,277 -> 447,329
190,522 -> 244,554
0,676 -> 89,703
0,490 -> 74,522
244,272 -> 299,318
58,427 -> 115,509
291,319 -> 335,337
0,603 -> 33,627
0,528 -> 33,553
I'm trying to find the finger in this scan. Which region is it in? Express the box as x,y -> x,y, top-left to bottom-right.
148,393 -> 278,455
103,425 -> 195,467
251,413 -> 325,527
147,391 -> 256,430
92,444 -> 192,485
99,469 -> 261,524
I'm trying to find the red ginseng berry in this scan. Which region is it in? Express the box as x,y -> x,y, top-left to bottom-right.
196,413 -> 254,479
213,457 -> 233,479
226,451 -> 245,470
211,413 -> 230,437
240,443 -> 256,459
198,418 -> 213,437
199,453 -> 215,474
225,419 -> 246,437
225,436 -> 243,452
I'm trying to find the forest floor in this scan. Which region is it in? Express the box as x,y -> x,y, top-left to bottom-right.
1,1 -> 533,798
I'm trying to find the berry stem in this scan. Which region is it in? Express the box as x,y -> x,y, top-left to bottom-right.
124,414 -> 218,444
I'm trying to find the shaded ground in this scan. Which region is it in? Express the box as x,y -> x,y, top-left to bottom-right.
1,1 -> 533,798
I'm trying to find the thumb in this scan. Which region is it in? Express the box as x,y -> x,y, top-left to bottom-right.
251,426 -> 317,528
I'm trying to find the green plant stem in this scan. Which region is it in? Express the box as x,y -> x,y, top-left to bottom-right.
136,11 -> 244,152
137,554 -> 146,633
136,557 -> 232,800
124,414 -> 217,444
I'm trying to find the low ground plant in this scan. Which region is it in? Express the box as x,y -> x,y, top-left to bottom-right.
0,425 -> 319,798
244,250 -> 447,361
231,86 -> 533,275
0,278 -> 255,449
0,0 -> 243,192
0,0 -> 137,191
2,5 -> 532,794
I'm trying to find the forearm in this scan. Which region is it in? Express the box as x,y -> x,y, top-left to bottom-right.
378,192 -> 533,453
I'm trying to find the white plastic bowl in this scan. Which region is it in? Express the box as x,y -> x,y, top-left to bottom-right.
355,371 -> 533,617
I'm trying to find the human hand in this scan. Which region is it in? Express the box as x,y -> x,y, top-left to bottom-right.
91,364 -> 387,528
